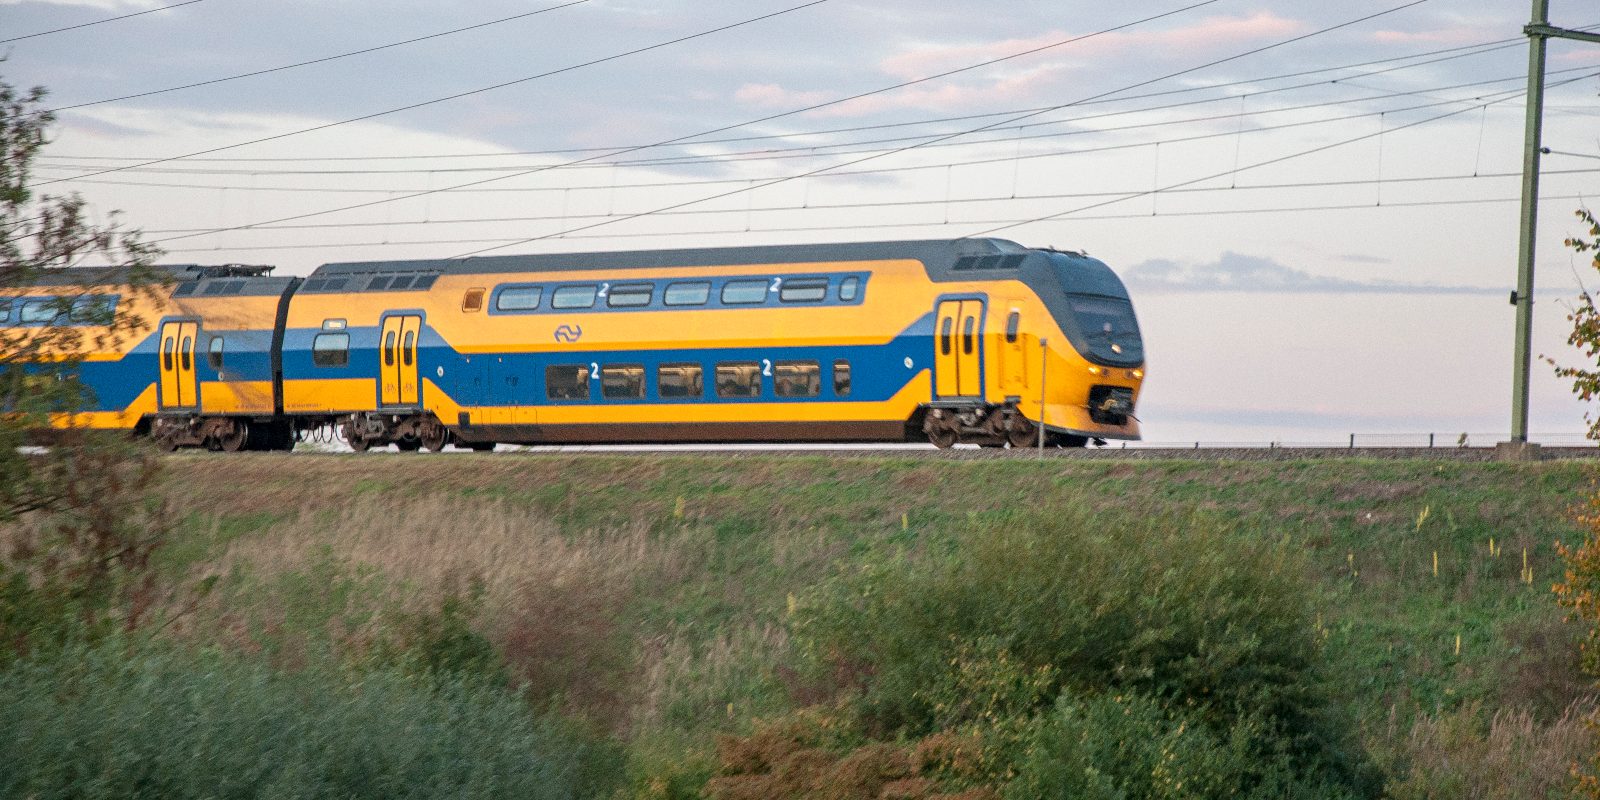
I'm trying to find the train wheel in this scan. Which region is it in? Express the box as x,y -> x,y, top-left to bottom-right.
419,421 -> 449,452
927,427 -> 957,449
215,419 -> 250,453
1006,421 -> 1036,449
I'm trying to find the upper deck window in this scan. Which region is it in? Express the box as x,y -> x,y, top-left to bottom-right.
664,282 -> 710,306
0,300 -> 11,324
551,285 -> 598,309
20,299 -> 56,324
496,286 -> 543,311
838,277 -> 860,302
607,284 -> 653,308
68,296 -> 115,325
721,280 -> 768,305
779,279 -> 827,303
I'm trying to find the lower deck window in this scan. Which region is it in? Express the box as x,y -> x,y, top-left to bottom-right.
312,333 -> 349,367
601,364 -> 645,399
658,363 -> 703,398
833,360 -> 851,397
715,362 -> 761,398
546,364 -> 590,400
773,360 -> 820,397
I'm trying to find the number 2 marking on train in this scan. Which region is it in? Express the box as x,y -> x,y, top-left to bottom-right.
761,359 -> 772,376
769,277 -> 782,292
597,283 -> 609,298
589,362 -> 599,379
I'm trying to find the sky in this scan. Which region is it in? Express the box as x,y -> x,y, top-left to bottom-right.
3,0 -> 1599,444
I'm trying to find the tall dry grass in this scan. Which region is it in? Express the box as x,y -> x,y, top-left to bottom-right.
1379,702 -> 1594,799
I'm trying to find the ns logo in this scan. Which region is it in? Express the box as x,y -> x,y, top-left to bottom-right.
553,324 -> 583,343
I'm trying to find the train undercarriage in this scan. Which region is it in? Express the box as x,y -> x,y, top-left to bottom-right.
918,401 -> 1091,449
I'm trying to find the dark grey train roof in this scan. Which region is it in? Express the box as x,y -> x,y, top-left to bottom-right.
309,239 -> 1037,279
16,263 -> 274,288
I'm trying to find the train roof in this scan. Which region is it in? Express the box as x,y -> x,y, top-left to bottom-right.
308,239 -> 1039,280
11,263 -> 275,288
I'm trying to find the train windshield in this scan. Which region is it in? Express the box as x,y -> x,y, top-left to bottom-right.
1068,294 -> 1142,362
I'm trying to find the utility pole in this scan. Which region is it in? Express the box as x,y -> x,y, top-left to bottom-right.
1506,0 -> 1600,456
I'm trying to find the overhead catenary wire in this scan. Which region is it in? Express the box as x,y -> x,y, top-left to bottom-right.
967,69 -> 1600,238
30,0 -> 594,117
36,62 -> 1597,179
42,29 -> 1568,165
136,0 -> 1227,247
450,0 -> 1438,257
152,193 -> 1600,255
0,0 -> 206,45
28,0 -> 839,189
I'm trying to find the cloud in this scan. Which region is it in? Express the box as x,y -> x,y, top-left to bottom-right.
1122,251 -> 1502,294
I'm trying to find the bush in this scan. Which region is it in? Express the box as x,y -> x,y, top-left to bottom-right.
793,511 -> 1371,793
0,640 -> 615,800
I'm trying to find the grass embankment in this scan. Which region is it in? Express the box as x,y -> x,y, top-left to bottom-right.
10,454 -> 1595,797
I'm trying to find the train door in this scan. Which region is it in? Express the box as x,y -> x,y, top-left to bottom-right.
158,320 -> 199,410
933,299 -> 985,399
379,314 -> 422,407
999,301 -> 1027,394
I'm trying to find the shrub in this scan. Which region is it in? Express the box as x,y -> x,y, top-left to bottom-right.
0,640 -> 615,800
793,510 -> 1371,792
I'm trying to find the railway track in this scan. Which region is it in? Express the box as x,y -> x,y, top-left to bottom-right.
181,443 -> 1600,461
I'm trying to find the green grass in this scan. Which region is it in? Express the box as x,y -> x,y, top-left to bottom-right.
147,453 -> 1597,794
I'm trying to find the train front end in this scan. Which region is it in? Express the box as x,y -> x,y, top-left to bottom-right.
1030,249 -> 1145,443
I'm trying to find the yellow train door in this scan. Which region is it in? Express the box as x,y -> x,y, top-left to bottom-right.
934,299 -> 984,399
398,315 -> 421,405
159,321 -> 199,409
379,316 -> 403,406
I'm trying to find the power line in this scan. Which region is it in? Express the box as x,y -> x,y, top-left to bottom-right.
63,80 -> 1557,197
33,0 -> 593,116
452,0 -> 1437,257
42,31 -> 1547,165
969,70 -> 1600,238
152,193 -> 1599,255
128,168 -> 1600,236
38,62 -> 1591,178
139,1 -> 1226,246
0,0 -> 206,45
29,0 -> 837,188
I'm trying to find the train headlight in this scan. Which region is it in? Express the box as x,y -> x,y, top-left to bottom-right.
1087,366 -> 1103,376
1129,369 -> 1144,380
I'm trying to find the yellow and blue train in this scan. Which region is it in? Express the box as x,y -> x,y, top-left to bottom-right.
6,239 -> 1145,451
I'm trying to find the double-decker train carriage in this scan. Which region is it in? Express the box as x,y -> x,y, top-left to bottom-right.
6,239 -> 1146,451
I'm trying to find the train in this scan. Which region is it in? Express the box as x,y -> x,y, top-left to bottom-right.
5,238 -> 1145,451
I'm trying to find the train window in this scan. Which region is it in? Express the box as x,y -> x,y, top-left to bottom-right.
773,360 -> 820,397
839,276 -> 860,302
715,361 -> 761,398
496,286 -> 543,311
414,275 -> 439,290
601,364 -> 645,399
402,331 -> 415,366
658,362 -> 703,398
607,284 -> 653,308
664,281 -> 710,306
162,336 -> 175,371
833,360 -> 851,397
179,336 -> 193,371
369,276 -> 392,291
20,299 -> 56,324
462,288 -> 485,313
962,317 -> 976,355
1005,311 -> 1020,343
312,333 -> 350,367
323,279 -> 348,292
383,331 -> 396,366
720,280 -> 768,305
546,364 -> 590,400
939,317 -> 953,356
552,284 -> 598,309
68,297 -> 114,324
389,276 -> 415,290
208,336 -> 225,370
779,279 -> 828,303
0,300 -> 11,324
